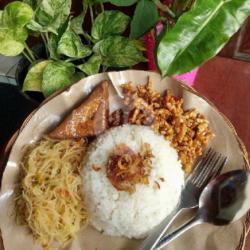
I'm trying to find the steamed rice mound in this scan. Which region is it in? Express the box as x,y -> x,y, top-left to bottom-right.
81,125 -> 184,238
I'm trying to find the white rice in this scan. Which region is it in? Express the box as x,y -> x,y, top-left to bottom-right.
81,125 -> 184,239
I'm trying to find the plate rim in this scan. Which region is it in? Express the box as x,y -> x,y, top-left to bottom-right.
0,70 -> 249,250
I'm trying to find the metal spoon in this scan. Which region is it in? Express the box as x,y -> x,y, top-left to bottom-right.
156,169 -> 250,250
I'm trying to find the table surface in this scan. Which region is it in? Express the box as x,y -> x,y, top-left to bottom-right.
0,55 -> 249,250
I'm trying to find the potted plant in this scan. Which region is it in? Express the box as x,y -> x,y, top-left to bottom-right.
0,0 -> 249,101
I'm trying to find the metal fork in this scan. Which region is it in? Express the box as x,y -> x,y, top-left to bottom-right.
138,148 -> 227,250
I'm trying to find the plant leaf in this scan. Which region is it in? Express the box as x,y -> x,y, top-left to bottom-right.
71,12 -> 85,35
83,0 -> 96,6
23,0 -> 38,10
23,60 -> 51,92
95,0 -> 138,4
11,27 -> 29,42
47,34 -> 61,59
130,0 -> 159,39
77,54 -> 102,75
97,0 -> 137,6
27,0 -> 71,34
57,25 -> 92,58
0,11 -> 3,24
93,36 -> 146,67
0,27 -> 28,56
91,10 -> 130,41
42,61 -> 76,96
0,38 -> 24,56
71,2 -> 88,35
3,1 -> 33,28
73,71 -> 85,81
110,0 -> 137,6
27,20 -> 47,32
95,0 -> 109,3
47,19 -> 70,60
157,0 -> 250,76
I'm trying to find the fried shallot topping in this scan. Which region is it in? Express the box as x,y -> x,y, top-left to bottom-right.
106,143 -> 153,194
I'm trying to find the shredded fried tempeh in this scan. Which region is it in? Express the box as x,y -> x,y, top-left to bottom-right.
110,78 -> 214,172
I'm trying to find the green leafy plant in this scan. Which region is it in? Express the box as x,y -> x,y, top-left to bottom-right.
3,1 -> 33,27
157,0 -> 250,76
0,0 -> 146,97
71,11 -> 87,35
130,0 -> 159,39
41,61 -> 76,96
91,10 -> 130,40
22,60 -> 51,91
98,0 -> 138,6
77,54 -> 102,75
94,36 -> 146,67
27,0 -> 71,34
57,23 -> 92,58
0,0 -> 249,98
0,1 -> 33,58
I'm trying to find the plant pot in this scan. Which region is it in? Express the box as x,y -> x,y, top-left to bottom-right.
15,43 -> 47,104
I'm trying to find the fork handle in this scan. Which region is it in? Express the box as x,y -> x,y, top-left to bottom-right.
138,204 -> 184,250
155,215 -> 202,250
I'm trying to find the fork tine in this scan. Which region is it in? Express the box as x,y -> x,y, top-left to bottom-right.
208,156 -> 227,181
187,148 -> 214,182
195,152 -> 222,187
188,148 -> 216,184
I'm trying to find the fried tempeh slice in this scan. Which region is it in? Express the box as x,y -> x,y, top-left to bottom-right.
49,81 -> 109,139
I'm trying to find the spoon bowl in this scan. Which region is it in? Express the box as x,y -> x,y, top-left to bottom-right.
199,169 -> 250,225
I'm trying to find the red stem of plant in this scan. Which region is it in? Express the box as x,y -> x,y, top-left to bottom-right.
143,31 -> 157,71
143,0 -> 173,71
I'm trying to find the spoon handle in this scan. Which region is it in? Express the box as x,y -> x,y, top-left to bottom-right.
155,215 -> 202,250
138,204 -> 184,250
